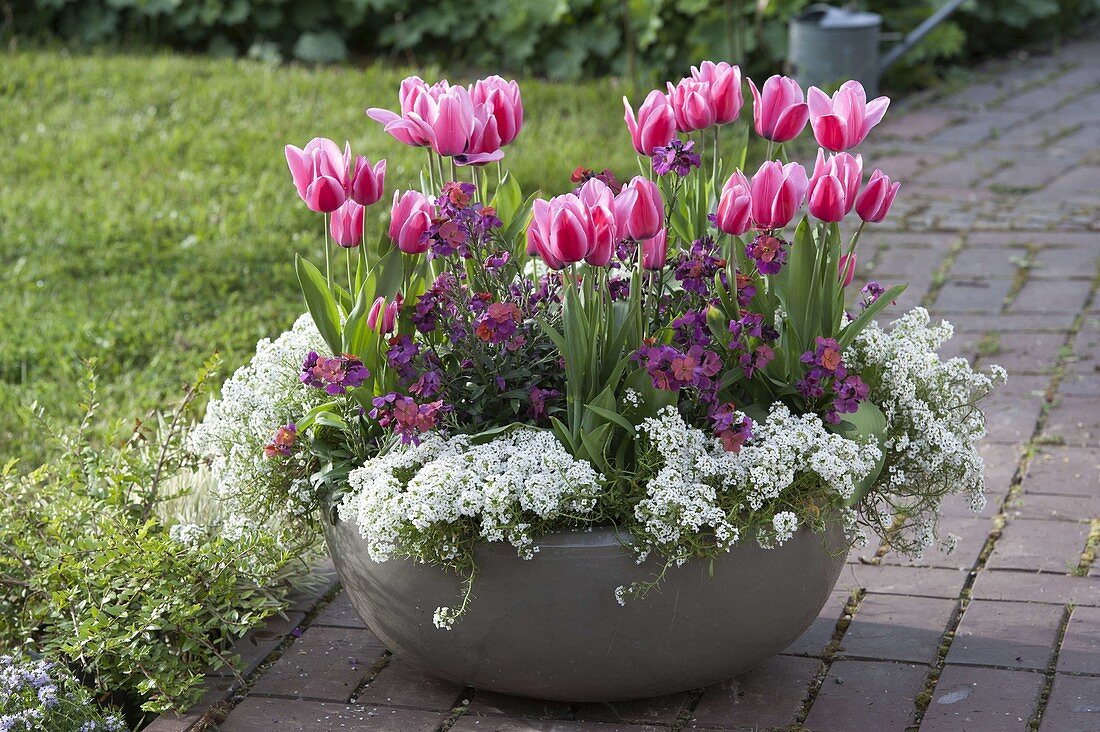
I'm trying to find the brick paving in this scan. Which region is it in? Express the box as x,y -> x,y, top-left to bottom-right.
151,33 -> 1100,732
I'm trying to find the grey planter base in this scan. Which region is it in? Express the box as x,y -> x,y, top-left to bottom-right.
325,517 -> 846,702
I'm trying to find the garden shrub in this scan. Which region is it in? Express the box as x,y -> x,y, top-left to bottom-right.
9,0 -> 1097,84
0,365 -> 318,721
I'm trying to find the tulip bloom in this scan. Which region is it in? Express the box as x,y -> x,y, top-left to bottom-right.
367,296 -> 398,335
330,200 -> 365,248
349,156 -> 386,206
750,161 -> 808,230
389,190 -> 433,254
839,253 -> 857,287
641,228 -> 669,270
527,194 -> 600,268
690,61 -> 743,125
807,81 -> 890,152
469,75 -> 523,147
624,90 -> 678,156
614,176 -> 664,241
715,171 -> 753,236
285,137 -> 350,212
807,150 -> 863,222
369,79 -> 504,164
666,78 -> 718,133
747,76 -> 809,143
586,203 -> 617,267
855,170 -> 901,223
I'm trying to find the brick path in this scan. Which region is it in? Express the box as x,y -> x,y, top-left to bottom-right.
152,33 -> 1100,732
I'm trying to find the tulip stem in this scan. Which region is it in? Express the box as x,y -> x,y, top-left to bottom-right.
346,248 -> 353,294
425,148 -> 436,196
324,214 -> 332,289
766,140 -> 775,161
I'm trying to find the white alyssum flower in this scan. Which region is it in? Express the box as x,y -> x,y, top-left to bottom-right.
189,314 -> 328,521
340,429 -> 602,564
168,523 -> 206,549
634,404 -> 881,555
772,511 -> 799,545
846,307 -> 1005,554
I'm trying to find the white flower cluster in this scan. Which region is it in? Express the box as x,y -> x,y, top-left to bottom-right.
188,314 -> 328,520
633,404 -> 881,557
339,429 -> 602,564
846,307 -> 1005,553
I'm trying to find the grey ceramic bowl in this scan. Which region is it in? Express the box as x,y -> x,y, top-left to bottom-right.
325,516 -> 846,701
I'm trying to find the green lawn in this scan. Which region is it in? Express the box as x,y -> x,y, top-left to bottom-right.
0,51 -> 637,463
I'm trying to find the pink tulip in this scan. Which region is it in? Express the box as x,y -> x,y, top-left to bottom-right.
370,79 -> 502,162
747,76 -> 809,143
715,171 -> 753,236
807,81 -> 890,152
367,76 -> 440,147
839,253 -> 857,287
349,156 -> 387,206
577,177 -> 616,211
855,170 -> 901,223
807,150 -> 863,222
666,78 -> 718,133
614,176 -> 664,241
527,194 -> 611,269
641,228 -> 669,270
330,200 -> 365,248
367,296 -> 399,335
285,138 -> 351,212
527,199 -> 565,270
469,75 -> 523,147
389,190 -> 433,254
690,61 -> 744,125
624,90 -> 678,156
749,161 -> 808,230
547,194 -> 596,264
586,202 -> 617,267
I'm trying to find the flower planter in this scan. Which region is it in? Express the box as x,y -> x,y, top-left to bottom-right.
324,515 -> 846,701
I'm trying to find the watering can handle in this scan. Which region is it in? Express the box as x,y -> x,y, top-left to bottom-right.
879,0 -> 969,74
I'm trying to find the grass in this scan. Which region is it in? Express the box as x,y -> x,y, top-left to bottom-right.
0,49 -> 639,463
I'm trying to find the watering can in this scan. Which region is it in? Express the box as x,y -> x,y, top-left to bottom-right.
788,0 -> 969,96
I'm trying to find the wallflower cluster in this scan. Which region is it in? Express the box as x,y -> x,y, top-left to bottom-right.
845,307 -> 1006,555
190,314 -> 329,521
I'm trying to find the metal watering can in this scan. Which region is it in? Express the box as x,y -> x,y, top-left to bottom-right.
788,0 -> 969,96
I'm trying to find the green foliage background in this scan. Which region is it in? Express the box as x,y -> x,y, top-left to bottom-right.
9,0 -> 1098,87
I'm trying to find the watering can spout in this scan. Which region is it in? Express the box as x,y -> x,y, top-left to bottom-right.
789,0 -> 970,97
877,0 -> 970,75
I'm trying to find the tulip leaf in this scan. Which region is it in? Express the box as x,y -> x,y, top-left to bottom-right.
372,243 -> 405,300
491,172 -> 523,229
827,400 -> 888,506
295,254 -> 342,354
837,283 -> 908,350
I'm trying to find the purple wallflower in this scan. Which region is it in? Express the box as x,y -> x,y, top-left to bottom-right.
607,276 -> 631,301
860,281 -> 885,309
745,233 -> 788,275
738,345 -> 774,378
673,236 -> 726,296
301,352 -> 370,395
474,301 -> 523,346
672,310 -> 711,348
633,343 -> 721,393
370,392 -> 450,444
710,403 -> 754,453
735,270 -> 757,308
530,386 -> 560,420
263,423 -> 297,459
652,139 -> 703,177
